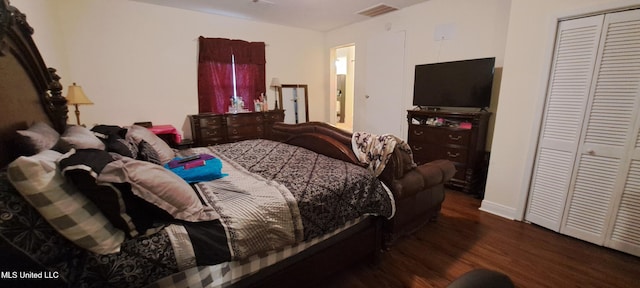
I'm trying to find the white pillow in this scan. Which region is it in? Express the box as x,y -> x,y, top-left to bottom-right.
16,122 -> 60,153
60,125 -> 106,150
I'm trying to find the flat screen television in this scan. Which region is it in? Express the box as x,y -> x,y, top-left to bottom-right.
413,57 -> 495,109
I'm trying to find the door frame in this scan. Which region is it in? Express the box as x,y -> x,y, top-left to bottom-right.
330,44 -> 355,131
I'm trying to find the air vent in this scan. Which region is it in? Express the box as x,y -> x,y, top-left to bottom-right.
356,3 -> 398,17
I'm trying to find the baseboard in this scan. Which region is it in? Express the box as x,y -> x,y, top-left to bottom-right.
479,199 -> 516,220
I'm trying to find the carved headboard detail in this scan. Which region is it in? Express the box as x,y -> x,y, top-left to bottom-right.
0,0 -> 68,167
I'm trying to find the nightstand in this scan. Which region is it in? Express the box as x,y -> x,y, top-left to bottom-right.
175,138 -> 194,150
148,125 -> 182,148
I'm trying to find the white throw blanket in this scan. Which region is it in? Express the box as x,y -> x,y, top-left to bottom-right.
351,132 -> 414,177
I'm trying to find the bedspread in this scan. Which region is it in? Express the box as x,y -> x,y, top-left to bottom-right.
193,151 -> 304,260
196,139 -> 395,239
0,140 -> 394,287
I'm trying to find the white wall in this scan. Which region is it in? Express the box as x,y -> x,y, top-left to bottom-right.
11,0 -> 69,82
12,0 -> 326,139
325,0 -> 511,141
482,0 -> 640,220
17,0 -> 638,223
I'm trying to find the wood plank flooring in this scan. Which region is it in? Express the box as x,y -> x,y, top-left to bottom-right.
319,190 -> 640,288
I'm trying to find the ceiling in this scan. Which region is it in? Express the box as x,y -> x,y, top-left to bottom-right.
131,0 -> 430,32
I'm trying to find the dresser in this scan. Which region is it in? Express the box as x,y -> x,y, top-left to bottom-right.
189,110 -> 285,147
407,110 -> 491,195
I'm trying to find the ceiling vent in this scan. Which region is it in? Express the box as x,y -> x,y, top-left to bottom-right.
356,3 -> 398,17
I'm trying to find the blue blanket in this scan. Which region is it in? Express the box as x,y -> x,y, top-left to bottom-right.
164,154 -> 227,183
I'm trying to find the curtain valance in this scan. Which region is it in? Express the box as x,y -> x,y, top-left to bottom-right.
198,37 -> 266,65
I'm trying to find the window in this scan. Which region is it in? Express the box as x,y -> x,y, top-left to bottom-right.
197,37 -> 266,114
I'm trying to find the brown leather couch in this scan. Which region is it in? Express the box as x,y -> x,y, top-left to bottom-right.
379,146 -> 456,245
271,122 -> 457,246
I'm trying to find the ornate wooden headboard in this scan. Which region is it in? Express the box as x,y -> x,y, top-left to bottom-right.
0,0 -> 68,167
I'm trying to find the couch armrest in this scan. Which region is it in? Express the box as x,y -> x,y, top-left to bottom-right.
417,159 -> 456,186
385,159 -> 456,200
379,146 -> 415,182
382,158 -> 456,245
376,140 -> 456,198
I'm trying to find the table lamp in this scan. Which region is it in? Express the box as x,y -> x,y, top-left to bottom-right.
66,83 -> 93,125
270,77 -> 281,109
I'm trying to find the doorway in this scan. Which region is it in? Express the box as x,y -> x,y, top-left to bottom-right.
332,45 -> 355,132
361,31 -> 405,136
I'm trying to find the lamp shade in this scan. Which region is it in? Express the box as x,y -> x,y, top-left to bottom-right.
270,77 -> 281,88
66,83 -> 93,105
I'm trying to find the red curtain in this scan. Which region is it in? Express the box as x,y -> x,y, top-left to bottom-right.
198,37 -> 266,113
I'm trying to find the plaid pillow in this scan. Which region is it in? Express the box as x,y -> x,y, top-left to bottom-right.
7,150 -> 125,254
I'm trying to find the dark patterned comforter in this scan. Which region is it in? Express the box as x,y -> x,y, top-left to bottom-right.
0,140 -> 393,287
200,139 -> 394,240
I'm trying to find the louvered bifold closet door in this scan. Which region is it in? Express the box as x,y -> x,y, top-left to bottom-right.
603,9 -> 640,257
525,15 -> 604,231
562,9 -> 640,248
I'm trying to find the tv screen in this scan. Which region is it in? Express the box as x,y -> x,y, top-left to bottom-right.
413,57 -> 495,109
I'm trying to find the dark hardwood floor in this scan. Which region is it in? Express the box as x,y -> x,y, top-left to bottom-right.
320,190 -> 640,288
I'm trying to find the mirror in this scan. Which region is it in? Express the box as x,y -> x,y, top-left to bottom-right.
279,84 -> 309,124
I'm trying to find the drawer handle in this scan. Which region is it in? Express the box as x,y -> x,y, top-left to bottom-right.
206,130 -> 217,136
448,135 -> 462,141
413,130 -> 424,136
447,152 -> 460,158
232,129 -> 238,135
413,146 -> 423,151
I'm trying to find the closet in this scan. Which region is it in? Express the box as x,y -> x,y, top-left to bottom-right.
526,9 -> 640,257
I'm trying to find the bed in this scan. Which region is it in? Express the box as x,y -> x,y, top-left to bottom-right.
0,2 -> 456,287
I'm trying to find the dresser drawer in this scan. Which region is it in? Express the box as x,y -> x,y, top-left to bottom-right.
266,112 -> 284,122
227,125 -> 264,141
410,144 -> 469,164
199,127 -> 225,143
226,114 -> 264,126
190,112 -> 280,146
198,116 -> 223,127
413,150 -> 467,183
409,125 -> 471,147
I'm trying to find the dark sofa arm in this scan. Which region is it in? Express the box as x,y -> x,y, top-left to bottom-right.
271,121 -> 456,197
384,159 -> 455,199
379,144 -> 456,198
271,122 -> 456,245
381,157 -> 456,246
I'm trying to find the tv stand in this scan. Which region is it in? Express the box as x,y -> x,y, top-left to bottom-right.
415,106 -> 441,112
407,109 -> 491,197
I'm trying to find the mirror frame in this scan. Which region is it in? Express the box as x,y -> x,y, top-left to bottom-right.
278,84 -> 309,123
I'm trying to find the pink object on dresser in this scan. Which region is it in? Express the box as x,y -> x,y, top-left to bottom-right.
148,125 -> 182,144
